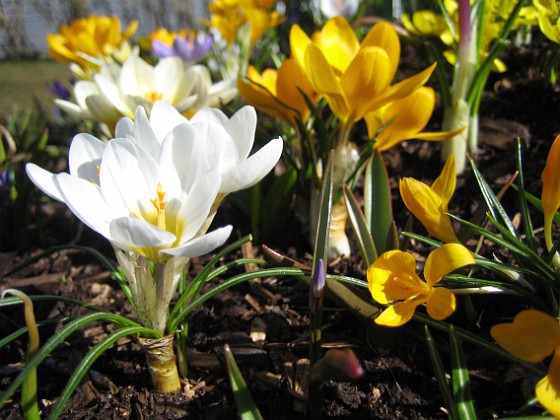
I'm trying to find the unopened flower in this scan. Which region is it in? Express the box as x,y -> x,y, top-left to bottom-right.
365,87 -> 464,151
290,16 -> 436,127
150,28 -> 214,63
541,133 -> 560,251
315,0 -> 359,19
399,154 -> 459,243
238,58 -> 319,127
47,15 -> 138,70
491,310 -> 560,418
368,243 -> 474,326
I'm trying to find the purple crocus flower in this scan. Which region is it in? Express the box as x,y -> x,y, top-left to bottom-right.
46,80 -> 71,100
152,32 -> 213,64
0,169 -> 13,206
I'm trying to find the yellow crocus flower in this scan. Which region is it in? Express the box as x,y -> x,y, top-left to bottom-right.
207,0 -> 283,46
238,59 -> 319,126
534,0 -> 560,44
367,243 -> 474,327
399,154 -> 458,243
290,16 -> 436,127
47,15 -> 138,69
491,310 -> 560,418
541,134 -> 560,251
242,6 -> 285,46
364,87 -> 465,151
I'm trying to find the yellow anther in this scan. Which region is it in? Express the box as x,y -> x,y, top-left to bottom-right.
150,182 -> 167,211
150,183 -> 167,231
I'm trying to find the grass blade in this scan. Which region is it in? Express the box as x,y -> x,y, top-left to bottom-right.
343,184 -> 377,267
224,344 -> 263,420
449,325 -> 477,419
49,326 -> 156,419
424,326 -> 459,419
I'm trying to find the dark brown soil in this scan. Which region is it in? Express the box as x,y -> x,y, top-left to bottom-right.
1,40 -> 560,419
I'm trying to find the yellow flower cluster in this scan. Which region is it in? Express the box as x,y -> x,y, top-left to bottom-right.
402,0 -> 536,72
47,15 -> 138,70
207,0 -> 284,45
240,16 -> 461,150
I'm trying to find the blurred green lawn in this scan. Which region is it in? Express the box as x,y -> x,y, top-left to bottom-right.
0,59 -> 71,121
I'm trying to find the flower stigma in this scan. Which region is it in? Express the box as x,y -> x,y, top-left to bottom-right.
150,182 -> 168,231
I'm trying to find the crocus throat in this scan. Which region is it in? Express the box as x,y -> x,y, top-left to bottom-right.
150,182 -> 167,230
145,91 -> 163,102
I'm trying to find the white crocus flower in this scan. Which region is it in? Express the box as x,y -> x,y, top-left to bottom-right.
27,106 -> 234,333
56,52 -> 238,134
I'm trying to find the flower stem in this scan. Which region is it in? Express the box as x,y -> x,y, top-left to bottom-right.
138,335 -> 181,392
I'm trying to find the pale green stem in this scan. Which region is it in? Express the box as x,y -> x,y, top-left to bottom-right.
441,1 -> 478,174
115,249 -> 187,335
2,289 -> 40,419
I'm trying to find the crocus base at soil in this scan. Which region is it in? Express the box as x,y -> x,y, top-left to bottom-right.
138,335 -> 181,393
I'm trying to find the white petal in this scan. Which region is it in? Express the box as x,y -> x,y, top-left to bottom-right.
115,117 -> 135,139
149,100 -> 189,141
162,225 -> 232,258
100,139 -> 159,216
85,95 -> 123,123
54,173 -> 115,238
190,106 -> 227,125
133,106 -> 161,156
226,106 -> 257,160
68,133 -> 105,182
54,98 -> 91,119
155,57 -> 188,104
26,163 -> 64,202
220,137 -> 283,193
109,217 -> 176,250
176,169 -> 221,241
119,55 -> 156,97
159,123 -> 207,194
94,72 -> 131,116
193,121 -> 237,171
72,81 -> 100,110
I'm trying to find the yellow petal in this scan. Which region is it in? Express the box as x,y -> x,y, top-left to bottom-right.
426,286 -> 456,320
411,10 -> 448,36
341,46 -> 392,123
374,299 -> 424,327
535,348 -> 560,418
359,62 -> 437,120
490,310 -> 560,362
431,154 -> 456,209
361,21 -> 400,81
542,134 -> 560,250
399,177 -> 458,243
304,44 -> 348,121
290,23 -> 312,69
371,87 -> 435,150
413,125 -> 466,142
277,58 -> 318,123
367,250 -> 427,304
424,243 -> 474,287
314,16 -> 359,73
